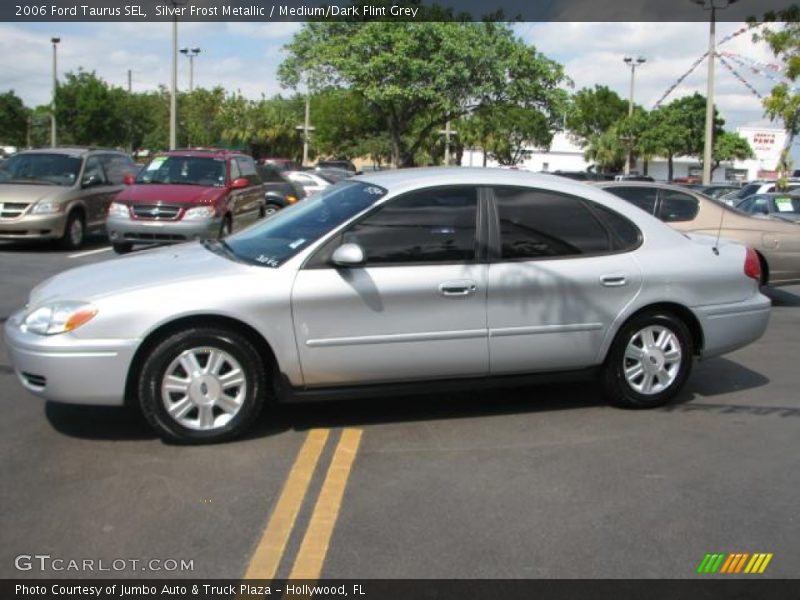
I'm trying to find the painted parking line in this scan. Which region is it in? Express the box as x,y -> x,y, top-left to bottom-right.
288,428 -> 363,580
241,429 -> 330,580
68,246 -> 113,259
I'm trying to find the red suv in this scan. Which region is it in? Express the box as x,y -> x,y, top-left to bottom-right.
106,149 -> 264,253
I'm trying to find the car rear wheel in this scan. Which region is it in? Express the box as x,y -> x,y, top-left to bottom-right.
59,210 -> 85,250
602,312 -> 693,409
112,242 -> 133,254
138,327 -> 267,443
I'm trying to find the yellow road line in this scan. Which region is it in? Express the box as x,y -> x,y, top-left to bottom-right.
288,428 -> 363,581
241,429 -> 330,580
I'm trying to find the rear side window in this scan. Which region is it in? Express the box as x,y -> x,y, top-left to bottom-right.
658,190 -> 699,222
344,186 -> 478,265
590,204 -> 642,251
493,187 -> 611,259
607,186 -> 657,214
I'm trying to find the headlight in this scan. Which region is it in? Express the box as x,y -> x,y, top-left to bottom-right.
183,206 -> 216,220
108,202 -> 129,218
31,199 -> 63,214
23,301 -> 98,336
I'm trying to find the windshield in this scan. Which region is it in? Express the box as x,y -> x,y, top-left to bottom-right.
0,153 -> 82,186
136,156 -> 226,186
221,180 -> 387,267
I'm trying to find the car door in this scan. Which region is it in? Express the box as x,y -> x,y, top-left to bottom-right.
291,185 -> 489,387
486,186 -> 643,374
79,155 -> 117,230
234,156 -> 264,227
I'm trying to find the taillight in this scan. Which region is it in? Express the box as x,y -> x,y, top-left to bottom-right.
744,247 -> 762,282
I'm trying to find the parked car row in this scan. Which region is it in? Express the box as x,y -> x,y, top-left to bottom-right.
0,147 -> 359,254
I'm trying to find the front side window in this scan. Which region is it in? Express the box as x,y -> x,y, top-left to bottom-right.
342,186 -> 478,265
136,156 -> 226,187
0,153 -> 82,186
220,181 -> 386,267
494,187 -> 611,259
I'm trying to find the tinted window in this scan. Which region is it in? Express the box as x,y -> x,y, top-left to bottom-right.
591,204 -> 642,251
607,186 -> 657,214
738,183 -> 761,199
494,187 -> 610,259
658,190 -> 699,222
82,156 -> 107,184
256,165 -> 286,183
99,154 -> 136,185
344,187 -> 478,265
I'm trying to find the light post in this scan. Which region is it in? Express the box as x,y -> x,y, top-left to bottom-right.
438,120 -> 458,166
169,0 -> 185,150
623,56 -> 645,175
295,95 -> 315,167
180,47 -> 201,92
692,0 -> 738,184
50,37 -> 60,148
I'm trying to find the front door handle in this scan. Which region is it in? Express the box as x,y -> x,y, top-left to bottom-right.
439,280 -> 477,297
600,274 -> 628,287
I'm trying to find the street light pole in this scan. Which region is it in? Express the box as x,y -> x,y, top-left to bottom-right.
295,94 -> 315,167
180,47 -> 201,92
50,37 -> 60,148
693,0 -> 737,184
623,56 -> 645,175
169,1 -> 185,150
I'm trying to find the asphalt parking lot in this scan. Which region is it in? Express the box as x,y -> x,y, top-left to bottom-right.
1,238 -> 798,580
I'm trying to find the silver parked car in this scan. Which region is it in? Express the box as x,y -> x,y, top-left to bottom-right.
4,168 -> 771,443
0,147 -> 138,249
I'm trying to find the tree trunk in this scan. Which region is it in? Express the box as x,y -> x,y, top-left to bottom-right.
643,158 -> 649,176
667,154 -> 673,182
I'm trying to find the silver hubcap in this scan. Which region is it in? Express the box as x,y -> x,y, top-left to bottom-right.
623,325 -> 682,395
265,206 -> 278,217
160,347 -> 247,431
69,218 -> 83,245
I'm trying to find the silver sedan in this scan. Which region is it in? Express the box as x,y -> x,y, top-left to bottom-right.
4,169 -> 771,443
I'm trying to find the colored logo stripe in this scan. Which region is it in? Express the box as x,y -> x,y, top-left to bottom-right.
697,553 -> 773,574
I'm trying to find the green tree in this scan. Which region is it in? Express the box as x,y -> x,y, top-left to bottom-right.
711,131 -> 754,176
566,85 -> 629,145
179,87 -> 227,147
311,89 -> 386,160
584,128 -> 626,172
55,69 -> 127,147
0,90 -> 29,147
481,104 -> 554,166
279,19 -> 566,167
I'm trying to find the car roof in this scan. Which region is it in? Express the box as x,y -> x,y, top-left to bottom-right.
19,146 -> 125,158
160,148 -> 247,159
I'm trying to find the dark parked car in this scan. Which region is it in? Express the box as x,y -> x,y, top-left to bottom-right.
314,167 -> 354,184
258,158 -> 299,172
256,165 -> 304,216
683,184 -> 742,200
316,159 -> 356,173
735,193 -> 800,222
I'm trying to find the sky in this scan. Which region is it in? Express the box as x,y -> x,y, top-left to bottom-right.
0,20 -> 785,132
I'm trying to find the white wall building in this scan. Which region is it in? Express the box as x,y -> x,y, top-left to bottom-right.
462,121 -> 787,183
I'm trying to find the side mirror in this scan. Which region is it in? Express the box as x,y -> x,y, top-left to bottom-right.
231,177 -> 250,190
123,174 -> 136,186
81,173 -> 102,188
331,243 -> 365,267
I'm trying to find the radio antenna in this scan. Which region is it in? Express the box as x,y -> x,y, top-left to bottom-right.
712,195 -> 726,256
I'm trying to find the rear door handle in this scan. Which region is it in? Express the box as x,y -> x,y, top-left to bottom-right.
600,274 -> 628,287
439,280 -> 477,296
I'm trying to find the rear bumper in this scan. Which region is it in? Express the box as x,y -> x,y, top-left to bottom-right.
0,213 -> 66,241
107,215 -> 221,245
3,311 -> 137,406
694,293 -> 771,359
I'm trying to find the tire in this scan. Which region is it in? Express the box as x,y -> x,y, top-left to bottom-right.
602,312 -> 693,409
59,210 -> 85,250
138,327 -> 267,444
112,242 -> 133,254
264,203 -> 281,218
219,215 -> 232,239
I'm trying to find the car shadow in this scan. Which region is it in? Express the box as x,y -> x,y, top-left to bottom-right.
763,286 -> 800,307
44,357 -> 772,443
0,234 -> 109,254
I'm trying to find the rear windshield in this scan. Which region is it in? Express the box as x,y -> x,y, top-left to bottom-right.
219,181 -> 386,267
136,156 -> 226,187
0,153 -> 82,186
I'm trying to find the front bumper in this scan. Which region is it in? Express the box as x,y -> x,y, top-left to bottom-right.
3,311 -> 138,406
106,215 -> 221,245
0,213 -> 67,241
694,292 -> 772,359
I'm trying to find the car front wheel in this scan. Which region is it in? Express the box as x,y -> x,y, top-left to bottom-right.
59,210 -> 85,250
138,327 -> 267,443
602,312 -> 693,409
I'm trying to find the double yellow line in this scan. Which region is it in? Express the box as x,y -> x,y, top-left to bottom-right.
242,428 -> 363,581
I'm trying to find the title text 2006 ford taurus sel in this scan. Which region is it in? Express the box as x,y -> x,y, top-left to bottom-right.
4,169 -> 771,443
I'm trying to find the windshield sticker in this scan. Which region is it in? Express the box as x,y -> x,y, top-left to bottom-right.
288,238 -> 306,249
255,255 -> 280,267
146,157 -> 167,171
775,198 -> 794,212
